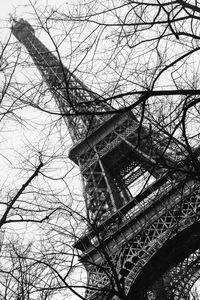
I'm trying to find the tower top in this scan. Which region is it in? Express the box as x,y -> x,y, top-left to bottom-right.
11,18 -> 35,41
11,18 -> 108,142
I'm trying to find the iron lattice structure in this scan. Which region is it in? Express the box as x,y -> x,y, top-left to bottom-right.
12,19 -> 200,300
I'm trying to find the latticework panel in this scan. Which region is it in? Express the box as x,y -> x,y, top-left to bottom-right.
147,249 -> 200,299
77,111 -> 169,223
165,249 -> 200,300
78,115 -> 139,172
77,114 -> 148,222
77,113 -> 168,176
84,179 -> 200,299
85,251 -> 121,299
81,159 -> 118,223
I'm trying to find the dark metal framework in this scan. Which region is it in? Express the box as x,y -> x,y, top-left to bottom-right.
12,19 -> 200,300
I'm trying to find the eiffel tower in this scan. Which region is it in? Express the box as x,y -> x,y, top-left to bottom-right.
12,18 -> 200,300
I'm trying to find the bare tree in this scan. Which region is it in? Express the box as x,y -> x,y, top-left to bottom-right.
1,0 -> 200,299
0,13 -> 84,299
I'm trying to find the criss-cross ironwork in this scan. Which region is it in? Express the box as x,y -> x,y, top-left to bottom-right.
12,18 -> 200,300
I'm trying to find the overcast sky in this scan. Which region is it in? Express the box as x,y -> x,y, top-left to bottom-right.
0,0 -> 60,19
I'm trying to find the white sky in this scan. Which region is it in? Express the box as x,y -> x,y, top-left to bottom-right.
1,1 -> 200,299
0,0 -> 58,19
0,0 -> 24,18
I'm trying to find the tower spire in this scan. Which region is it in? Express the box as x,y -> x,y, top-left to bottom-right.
11,18 -> 107,142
